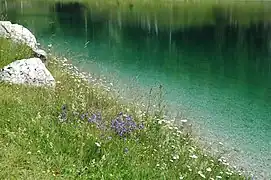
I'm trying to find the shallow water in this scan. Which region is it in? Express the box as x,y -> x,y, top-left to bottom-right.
2,1 -> 271,179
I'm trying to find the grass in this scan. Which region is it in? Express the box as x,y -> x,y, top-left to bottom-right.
0,38 -> 33,67
6,0 -> 271,32
0,37 -> 248,179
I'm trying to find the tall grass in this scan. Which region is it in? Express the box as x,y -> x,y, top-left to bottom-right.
0,38 -> 248,179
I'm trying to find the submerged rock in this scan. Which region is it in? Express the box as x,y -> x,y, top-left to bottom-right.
0,21 -> 47,61
0,58 -> 55,88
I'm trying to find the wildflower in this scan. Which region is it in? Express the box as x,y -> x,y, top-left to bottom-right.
158,119 -> 165,124
27,151 -> 31,155
175,133 -> 180,137
179,175 -> 184,180
80,113 -> 87,120
173,154 -> 179,160
138,122 -> 144,129
107,136 -> 112,140
222,162 -> 229,166
216,176 -> 222,179
37,112 -> 41,119
206,167 -> 212,172
126,115 -> 137,130
198,171 -> 206,178
96,112 -> 102,121
59,104 -> 68,122
49,142 -> 53,148
177,130 -> 182,134
88,114 -> 97,123
225,172 -> 232,176
124,147 -> 129,153
189,154 -> 198,159
111,113 -> 139,137
95,142 -> 101,147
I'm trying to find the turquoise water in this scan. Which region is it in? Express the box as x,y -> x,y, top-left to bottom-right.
2,1 -> 271,178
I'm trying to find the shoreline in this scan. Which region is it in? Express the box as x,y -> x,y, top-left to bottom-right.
56,53 -> 271,180
53,53 -> 268,179
0,23 -> 255,179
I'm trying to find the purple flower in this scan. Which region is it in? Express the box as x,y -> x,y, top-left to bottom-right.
80,113 -> 86,120
61,104 -> 67,111
125,115 -> 132,121
138,122 -> 144,129
96,112 -> 102,121
60,112 -> 67,121
124,147 -> 129,153
59,104 -> 68,122
88,114 -> 97,123
111,113 -> 140,137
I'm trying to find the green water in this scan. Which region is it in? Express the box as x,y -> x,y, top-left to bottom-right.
2,1 -> 271,178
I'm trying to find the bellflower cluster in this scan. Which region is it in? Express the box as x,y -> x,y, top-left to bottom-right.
59,105 -> 144,137
111,112 -> 144,137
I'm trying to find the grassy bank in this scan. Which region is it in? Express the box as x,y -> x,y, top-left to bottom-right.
50,0 -> 271,28
5,0 -> 271,32
0,38 -> 247,179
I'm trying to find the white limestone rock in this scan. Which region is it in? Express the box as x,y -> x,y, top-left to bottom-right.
0,21 -> 47,60
0,58 -> 55,88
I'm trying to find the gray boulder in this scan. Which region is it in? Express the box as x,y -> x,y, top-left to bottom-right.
0,58 -> 55,88
0,21 -> 47,61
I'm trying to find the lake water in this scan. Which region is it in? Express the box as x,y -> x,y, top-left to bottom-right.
1,1 -> 271,179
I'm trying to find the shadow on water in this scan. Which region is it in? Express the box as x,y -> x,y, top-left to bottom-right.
2,1 -> 271,178
51,3 -> 271,89
54,2 -> 86,33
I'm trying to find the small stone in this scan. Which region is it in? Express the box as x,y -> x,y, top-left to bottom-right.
33,48 -> 47,62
